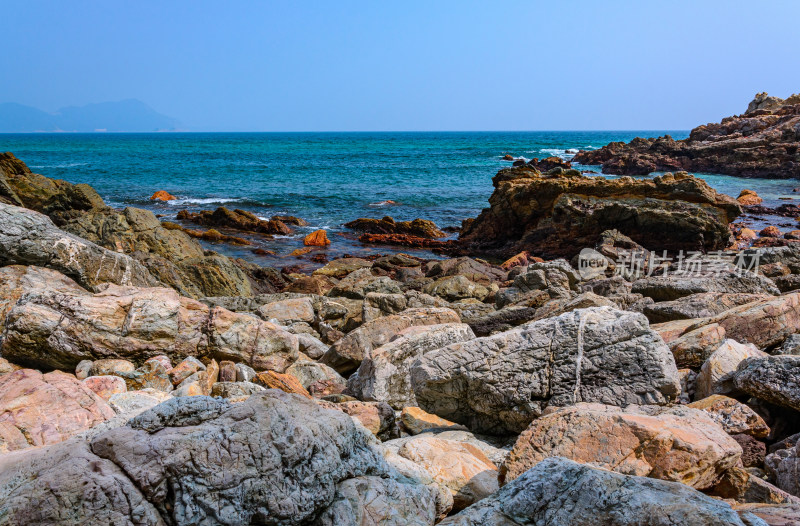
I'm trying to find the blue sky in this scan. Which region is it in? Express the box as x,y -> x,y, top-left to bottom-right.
3,1 -> 799,131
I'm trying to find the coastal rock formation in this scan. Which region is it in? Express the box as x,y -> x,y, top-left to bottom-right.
572,93 -> 800,178
303,228 -> 330,246
345,216 -> 446,238
0,265 -> 298,371
441,457 -> 753,526
150,190 -> 176,201
734,355 -> 800,411
0,392 -> 418,525
458,169 -> 740,260
0,202 -> 161,291
410,307 -> 680,434
177,207 -> 293,235
499,403 -> 742,490
0,369 -> 115,452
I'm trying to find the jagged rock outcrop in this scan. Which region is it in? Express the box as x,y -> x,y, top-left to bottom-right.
410,307 -> 680,435
0,392 -> 436,525
441,457 -> 755,526
0,265 -> 298,371
572,93 -> 800,179
458,170 -> 740,260
177,207 -> 293,235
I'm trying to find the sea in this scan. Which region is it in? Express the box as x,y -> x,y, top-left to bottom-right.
2,131 -> 798,267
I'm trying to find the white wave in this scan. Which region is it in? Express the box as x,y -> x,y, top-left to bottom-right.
368,200 -> 399,207
566,148 -> 578,154
29,162 -> 88,169
167,197 -> 243,206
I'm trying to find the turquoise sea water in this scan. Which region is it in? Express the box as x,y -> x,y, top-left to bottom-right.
2,131 -> 798,264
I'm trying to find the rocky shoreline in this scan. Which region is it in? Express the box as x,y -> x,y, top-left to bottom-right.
1,147 -> 800,525
573,92 -> 800,179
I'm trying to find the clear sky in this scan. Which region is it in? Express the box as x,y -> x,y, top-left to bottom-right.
3,0 -> 799,131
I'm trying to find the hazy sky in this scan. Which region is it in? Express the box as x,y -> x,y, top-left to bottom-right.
4,1 -> 799,131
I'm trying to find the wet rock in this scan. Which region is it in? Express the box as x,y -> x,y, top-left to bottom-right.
303,228 -> 330,246
411,307 -> 680,434
0,369 -> 115,451
442,457 -> 752,526
177,206 -> 292,235
501,403 -> 741,490
321,307 -> 461,374
345,216 -> 446,238
150,190 -> 176,201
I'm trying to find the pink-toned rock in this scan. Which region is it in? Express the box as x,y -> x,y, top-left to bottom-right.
144,355 -> 172,371
169,356 -> 205,385
81,375 -> 127,401
500,402 -> 742,490
394,435 -> 499,511
0,369 -> 114,451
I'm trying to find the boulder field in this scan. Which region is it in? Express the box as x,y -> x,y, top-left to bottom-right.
1,151 -> 800,524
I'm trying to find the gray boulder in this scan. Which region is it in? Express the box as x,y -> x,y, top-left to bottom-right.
411,307 -> 680,434
0,202 -> 160,291
642,292 -> 772,323
735,355 -> 800,411
440,457 -> 758,526
632,272 -> 779,302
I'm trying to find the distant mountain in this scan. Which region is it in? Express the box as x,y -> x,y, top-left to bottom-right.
0,99 -> 180,132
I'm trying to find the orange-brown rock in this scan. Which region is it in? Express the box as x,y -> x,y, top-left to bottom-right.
290,247 -> 315,256
500,251 -> 531,270
345,216 -> 446,238
738,189 -> 763,206
150,190 -> 177,201
303,229 -> 330,246
760,226 -> 782,238
400,406 -> 465,434
500,403 -> 741,490
459,170 -> 740,260
0,369 -> 115,452
177,207 -> 292,236
253,371 -> 311,398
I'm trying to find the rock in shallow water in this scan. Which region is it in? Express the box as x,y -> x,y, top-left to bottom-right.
411,306 -> 680,435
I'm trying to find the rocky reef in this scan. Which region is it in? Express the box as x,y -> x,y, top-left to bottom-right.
2,151 -> 800,525
573,92 -> 800,178
458,167 -> 740,260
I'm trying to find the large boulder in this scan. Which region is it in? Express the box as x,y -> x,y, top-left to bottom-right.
321,307 -> 461,374
735,356 -> 800,411
441,457 -> 755,526
500,403 -> 742,490
642,292 -> 774,323
458,170 -> 740,260
0,369 -> 115,452
572,94 -> 800,179
695,339 -> 767,399
632,274 -> 778,302
766,437 -> 800,498
0,392 -> 432,525
348,323 -> 476,409
411,307 -> 680,435
0,202 -> 160,291
0,266 -> 298,371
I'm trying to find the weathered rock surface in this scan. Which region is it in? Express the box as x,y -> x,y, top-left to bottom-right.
500,403 -> 741,490
642,292 -> 773,323
411,307 -> 680,434
0,369 -> 115,452
766,438 -> 800,498
349,323 -> 476,409
689,395 -> 770,438
177,206 -> 293,235
0,202 -> 160,291
632,274 -> 779,302
572,93 -> 800,179
441,457 -> 754,526
735,355 -> 800,411
0,265 -> 298,371
458,170 -> 740,260
695,339 -> 768,399
321,307 -> 461,374
345,216 -> 446,238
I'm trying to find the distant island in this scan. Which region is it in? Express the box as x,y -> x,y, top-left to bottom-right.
0,99 -> 180,132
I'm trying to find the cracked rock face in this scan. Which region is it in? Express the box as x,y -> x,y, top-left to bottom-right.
500,403 -> 742,490
0,265 -> 298,371
410,306 -> 680,435
441,457 -> 755,526
0,391 -> 398,525
0,202 -> 160,291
